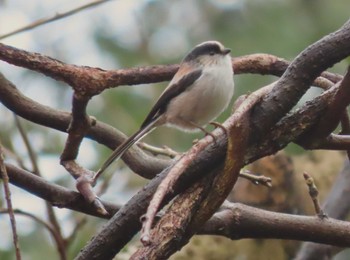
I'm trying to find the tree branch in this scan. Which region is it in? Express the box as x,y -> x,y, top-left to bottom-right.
0,142 -> 21,259
0,42 -> 340,95
76,19 -> 350,257
4,164 -> 118,218
77,81 -> 343,259
0,72 -> 169,178
0,0 -> 113,40
4,164 -> 350,257
15,116 -> 67,260
199,202 -> 350,247
298,67 -> 350,149
252,18 -> 350,138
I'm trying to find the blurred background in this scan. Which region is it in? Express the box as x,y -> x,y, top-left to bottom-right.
0,0 -> 349,259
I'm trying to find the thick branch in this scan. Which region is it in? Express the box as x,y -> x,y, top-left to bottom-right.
4,164 -> 350,257
1,24 -> 350,258
199,202 -> 350,247
252,18 -> 350,137
298,67 -> 350,148
1,59 -> 346,259
77,82 -> 340,259
134,88 -> 254,258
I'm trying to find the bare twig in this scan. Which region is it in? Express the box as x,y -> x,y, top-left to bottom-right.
66,217 -> 87,245
239,170 -> 272,187
1,146 -> 27,170
138,142 -> 179,158
0,208 -> 53,233
14,116 -> 39,173
296,159 -> 350,259
0,208 -> 66,253
303,172 -> 327,218
15,116 -> 67,260
0,142 -> 21,260
0,0 -> 114,40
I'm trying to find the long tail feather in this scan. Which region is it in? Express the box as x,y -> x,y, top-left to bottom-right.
94,120 -> 158,180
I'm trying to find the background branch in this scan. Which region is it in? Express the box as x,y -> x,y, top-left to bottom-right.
0,0 -> 114,40
0,142 -> 21,259
15,116 -> 67,260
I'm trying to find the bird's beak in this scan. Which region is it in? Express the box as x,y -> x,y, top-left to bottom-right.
222,48 -> 231,55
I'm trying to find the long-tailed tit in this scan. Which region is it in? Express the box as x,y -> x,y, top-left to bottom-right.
94,41 -> 234,181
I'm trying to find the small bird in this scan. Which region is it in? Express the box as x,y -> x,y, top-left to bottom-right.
94,41 -> 234,181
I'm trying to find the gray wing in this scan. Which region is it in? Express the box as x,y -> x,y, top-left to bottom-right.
140,69 -> 202,128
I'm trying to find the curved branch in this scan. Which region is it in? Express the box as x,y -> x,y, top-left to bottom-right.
252,18 -> 350,137
0,42 -> 340,96
1,29 -> 350,258
5,164 -> 119,218
298,67 -> 350,148
77,82 -> 342,259
0,208 -> 67,259
0,53 -> 341,179
0,72 -> 169,178
4,164 -> 350,255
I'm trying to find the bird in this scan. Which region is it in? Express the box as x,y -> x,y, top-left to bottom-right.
93,40 -> 234,182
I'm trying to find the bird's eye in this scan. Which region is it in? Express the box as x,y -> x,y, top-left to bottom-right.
209,51 -> 215,56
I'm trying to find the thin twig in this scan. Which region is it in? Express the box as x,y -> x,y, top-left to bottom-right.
14,116 -> 39,173
0,208 -> 71,260
0,0 -> 114,40
0,208 -> 56,239
1,146 -> 27,170
0,141 -> 21,260
15,116 -> 67,260
239,170 -> 272,187
138,142 -> 179,158
66,217 -> 87,245
303,172 -> 327,218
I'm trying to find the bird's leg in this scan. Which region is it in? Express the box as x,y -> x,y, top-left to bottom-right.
187,121 -> 217,143
209,121 -> 229,136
